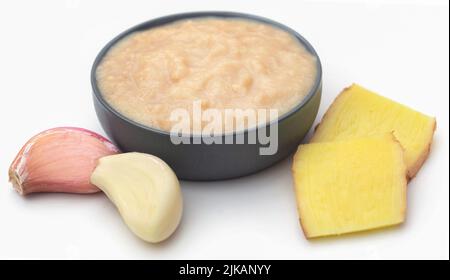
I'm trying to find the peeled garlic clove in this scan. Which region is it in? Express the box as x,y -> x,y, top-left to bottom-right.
9,127 -> 120,195
90,152 -> 183,243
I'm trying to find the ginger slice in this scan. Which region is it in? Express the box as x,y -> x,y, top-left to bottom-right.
292,135 -> 407,239
311,84 -> 436,178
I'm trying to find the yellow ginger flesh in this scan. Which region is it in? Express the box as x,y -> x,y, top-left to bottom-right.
311,84 -> 436,178
292,135 -> 407,239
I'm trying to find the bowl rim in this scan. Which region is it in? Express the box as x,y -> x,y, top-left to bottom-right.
91,11 -> 323,138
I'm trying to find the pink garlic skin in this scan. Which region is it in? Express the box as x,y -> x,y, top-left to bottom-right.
9,127 -> 120,195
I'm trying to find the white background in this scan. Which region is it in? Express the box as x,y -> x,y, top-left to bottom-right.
0,0 -> 448,260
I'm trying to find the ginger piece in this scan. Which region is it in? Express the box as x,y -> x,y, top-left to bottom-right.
292,135 -> 407,239
312,84 -> 436,178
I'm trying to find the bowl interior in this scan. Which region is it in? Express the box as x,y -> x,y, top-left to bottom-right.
91,11 -> 323,137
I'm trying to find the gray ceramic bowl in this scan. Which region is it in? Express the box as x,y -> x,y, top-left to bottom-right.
91,11 -> 322,181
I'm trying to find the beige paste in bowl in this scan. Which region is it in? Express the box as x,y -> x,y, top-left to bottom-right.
96,18 -> 317,133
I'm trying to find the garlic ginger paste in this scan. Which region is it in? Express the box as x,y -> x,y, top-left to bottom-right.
96,18 -> 317,133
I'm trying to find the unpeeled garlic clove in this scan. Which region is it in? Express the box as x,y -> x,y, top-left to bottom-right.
9,127 -> 120,195
90,152 -> 183,243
